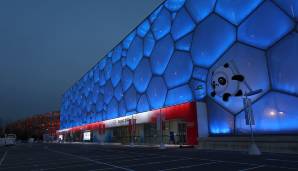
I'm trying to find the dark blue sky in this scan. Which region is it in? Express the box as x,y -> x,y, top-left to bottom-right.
0,0 -> 163,124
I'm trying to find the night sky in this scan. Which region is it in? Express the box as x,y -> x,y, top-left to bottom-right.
0,0 -> 163,124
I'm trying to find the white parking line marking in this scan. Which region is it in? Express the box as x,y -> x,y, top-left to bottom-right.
47,148 -> 134,171
267,158 -> 298,163
158,161 -> 217,171
238,165 -> 265,171
42,163 -> 96,171
0,151 -> 8,166
88,158 -> 190,171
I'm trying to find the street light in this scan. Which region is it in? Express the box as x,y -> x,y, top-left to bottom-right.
243,89 -> 262,155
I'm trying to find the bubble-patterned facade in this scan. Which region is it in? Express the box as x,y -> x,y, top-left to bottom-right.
61,0 -> 298,136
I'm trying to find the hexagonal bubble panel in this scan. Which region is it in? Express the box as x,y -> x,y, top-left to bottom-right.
107,51 -> 113,58
191,14 -> 236,68
124,86 -> 138,111
185,0 -> 216,23
104,58 -> 112,80
165,84 -> 193,106
134,58 -> 152,93
126,36 -> 143,70
215,0 -> 262,25
164,51 -> 193,88
104,81 -> 113,104
122,30 -> 136,49
91,87 -> 99,104
175,33 -> 192,51
93,66 -> 100,83
207,43 -> 270,114
150,34 -> 174,75
107,98 -> 118,119
171,7 -> 195,40
189,79 -> 206,100
152,8 -> 172,40
99,57 -> 107,70
268,32 -> 298,95
111,61 -> 122,87
192,66 -> 208,82
121,67 -> 133,92
137,19 -> 150,37
112,44 -> 122,63
207,98 -> 234,134
149,5 -> 163,23
96,94 -> 104,113
137,94 -> 150,113
146,77 -> 167,109
274,0 -> 298,21
114,83 -> 123,101
99,71 -> 106,86
236,92 -> 298,134
144,31 -> 155,57
238,1 -> 294,49
164,0 -> 185,11
118,99 -> 126,117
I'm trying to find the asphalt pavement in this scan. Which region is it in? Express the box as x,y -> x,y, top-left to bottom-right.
1,143 -> 298,171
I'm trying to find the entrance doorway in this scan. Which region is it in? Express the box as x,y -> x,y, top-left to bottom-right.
177,123 -> 187,144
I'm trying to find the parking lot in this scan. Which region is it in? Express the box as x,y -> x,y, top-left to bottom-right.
1,143 -> 298,171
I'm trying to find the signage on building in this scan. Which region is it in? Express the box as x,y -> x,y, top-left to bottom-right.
83,131 -> 91,141
103,111 -> 154,128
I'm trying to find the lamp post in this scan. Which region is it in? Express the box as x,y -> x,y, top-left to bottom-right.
130,113 -> 134,147
243,89 -> 262,155
159,109 -> 165,149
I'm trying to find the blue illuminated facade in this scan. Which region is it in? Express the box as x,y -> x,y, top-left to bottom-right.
61,0 -> 298,136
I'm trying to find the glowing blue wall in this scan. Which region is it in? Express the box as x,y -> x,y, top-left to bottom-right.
61,0 -> 298,136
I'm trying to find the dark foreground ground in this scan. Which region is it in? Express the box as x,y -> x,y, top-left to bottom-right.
1,143 -> 298,171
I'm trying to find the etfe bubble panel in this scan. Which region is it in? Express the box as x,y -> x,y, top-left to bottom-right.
61,0 -> 298,136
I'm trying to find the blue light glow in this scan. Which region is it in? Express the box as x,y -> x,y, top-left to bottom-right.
134,59 -> 152,93
192,67 -> 208,82
107,98 -> 118,119
171,7 -> 195,40
164,0 -> 185,11
146,77 -> 167,109
274,0 -> 298,21
121,67 -> 133,92
126,36 -> 143,70
137,20 -> 150,37
175,33 -> 192,51
189,79 -> 206,100
268,32 -> 298,95
111,61 -> 122,87
137,95 -> 150,113
122,31 -> 136,49
215,0 -> 262,25
112,44 -> 122,63
165,85 -> 193,106
114,84 -> 123,101
185,0 -> 216,22
164,51 -> 193,88
191,14 -> 236,68
207,98 -> 234,135
238,1 -> 294,49
149,5 -> 163,23
104,81 -> 113,104
144,31 -> 155,57
124,86 -> 138,111
152,8 -> 171,40
118,100 -> 126,117
150,34 -> 174,75
236,92 -> 298,134
104,59 -> 112,80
